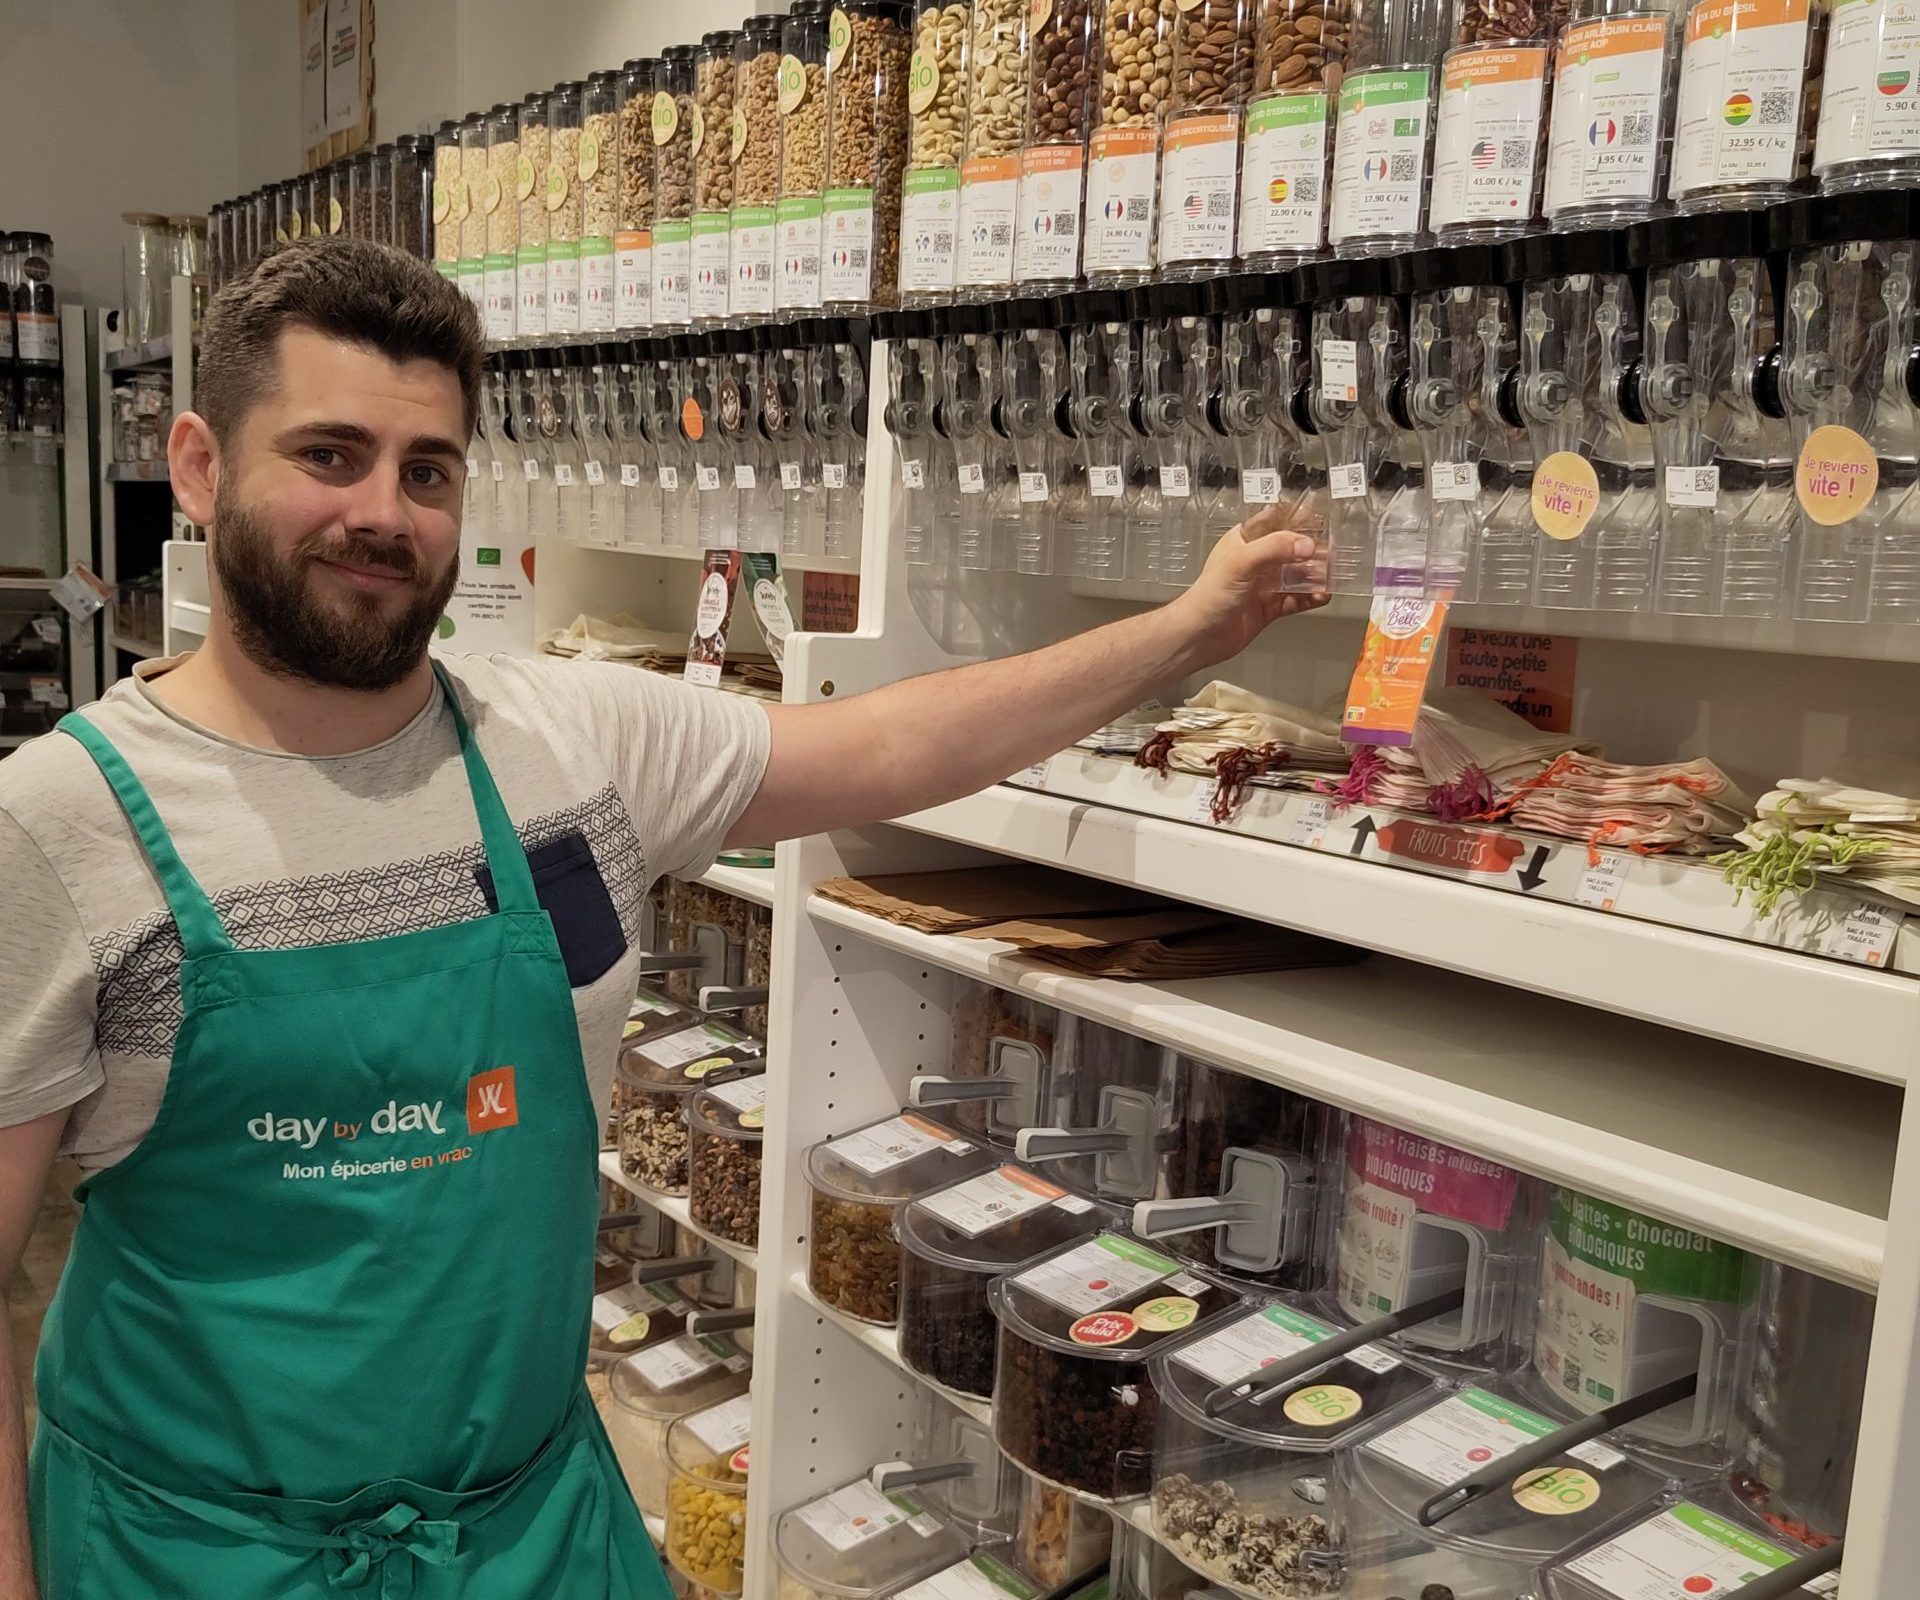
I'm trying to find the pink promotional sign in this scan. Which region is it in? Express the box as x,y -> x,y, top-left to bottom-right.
1346,1118 -> 1519,1231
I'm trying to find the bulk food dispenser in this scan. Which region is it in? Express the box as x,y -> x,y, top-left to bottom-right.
1000,300 -> 1074,576
1328,0 -> 1451,258
1013,1015 -> 1189,1203
1510,228 -> 1659,612
885,309 -> 946,567
640,339 -> 694,548
909,978 -> 1057,1141
1067,290 -> 1145,585
684,336 -> 736,548
943,305 -> 1011,571
1236,0 -> 1347,272
1779,190 -> 1920,624
1138,282 -> 1234,588
765,322 -> 818,558
1637,208 -> 1798,618
807,321 -> 871,563
1394,242 -> 1534,602
1305,257 -> 1403,595
718,330 -> 779,553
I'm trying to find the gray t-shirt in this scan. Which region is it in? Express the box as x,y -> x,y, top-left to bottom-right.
0,652 -> 771,1174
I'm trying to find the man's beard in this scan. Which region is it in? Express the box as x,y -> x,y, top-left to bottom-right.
210,481 -> 459,692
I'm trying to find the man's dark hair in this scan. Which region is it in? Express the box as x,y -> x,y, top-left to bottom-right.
196,238 -> 484,446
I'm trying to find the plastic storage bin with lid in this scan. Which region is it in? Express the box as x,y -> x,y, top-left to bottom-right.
1011,1467 -> 1112,1589
1149,1292 -> 1438,1599
591,1274 -> 696,1366
1109,1514 -> 1215,1600
908,1401 -> 1029,1547
910,978 -> 1058,1141
1540,1481 -> 1842,1600
614,1012 -> 755,1193
667,1393 -> 756,1594
1341,1374 -> 1670,1600
608,1334 -> 751,1520
774,1471 -> 972,1600
688,1071 -> 771,1248
1326,1115 -> 1545,1375
1515,1187 -> 1762,1472
1128,1065 -> 1333,1290
807,1111 -> 1001,1323
989,1227 -> 1243,1499
898,1161 -> 1119,1398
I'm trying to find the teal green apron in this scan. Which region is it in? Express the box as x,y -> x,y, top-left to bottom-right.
28,667 -> 670,1600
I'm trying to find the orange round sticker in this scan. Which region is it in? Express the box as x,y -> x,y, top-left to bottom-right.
1511,1466 -> 1601,1516
682,396 -> 706,441
1796,425 -> 1878,526
1069,1311 -> 1139,1346
729,1445 -> 751,1475
1531,451 -> 1600,541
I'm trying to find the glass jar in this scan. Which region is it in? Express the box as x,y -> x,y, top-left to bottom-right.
1668,0 -> 1822,212
687,1074 -> 768,1247
989,1229 -> 1241,1499
1016,0 -> 1095,292
898,1165 -> 1115,1398
548,82 -> 587,336
1239,0 -> 1345,270
122,213 -> 170,348
824,1 -> 912,313
694,31 -> 743,329
805,1113 -> 999,1325
1150,1294 -> 1436,1598
617,58 -> 661,331
608,1336 -> 751,1521
1427,0 -> 1560,241
369,146 -> 395,247
305,169 -> 326,240
1542,0 -> 1682,227
171,215 -> 207,333
11,234 -> 58,369
347,149 -> 374,241
733,17 -> 787,324
433,121 -> 463,275
326,163 -> 347,237
1159,0 -> 1256,277
657,46 -> 700,332
779,2 -> 834,315
901,0 -> 969,304
484,104 -> 521,345
666,1397 -> 754,1594
957,0 -> 1028,298
393,135 -> 433,259
517,95 -> 551,339
1329,0 -> 1451,255
1085,0 -> 1177,286
582,71 -> 622,332
773,1474 -> 971,1600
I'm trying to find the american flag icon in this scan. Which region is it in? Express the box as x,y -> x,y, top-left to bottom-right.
1183,192 -> 1205,218
1470,139 -> 1497,170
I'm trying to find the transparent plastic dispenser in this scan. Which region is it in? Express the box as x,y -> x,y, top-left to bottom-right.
1638,208 -> 1798,618
1306,258 -> 1402,596
1068,291 -> 1144,586
1216,277 -> 1289,548
772,1469 -> 970,1600
908,1404 -> 1027,1549
641,340 -> 695,548
944,306 -> 1009,573
1781,190 -> 1920,624
765,326 -> 818,560
1149,1295 -> 1439,1600
607,346 -> 656,549
1518,1187 -> 1762,1470
1394,243 -> 1531,602
1326,1115 -> 1544,1375
573,349 -> 621,548
883,311 -> 945,569
1511,228 -> 1660,612
1000,301 -> 1073,577
1129,1071 -> 1331,1291
1138,282 -> 1231,589
1012,1014 -> 1189,1203
910,978 -> 1057,1144
549,354 -> 591,547
684,340 -> 735,548
717,332 -> 778,554
808,323 -> 870,565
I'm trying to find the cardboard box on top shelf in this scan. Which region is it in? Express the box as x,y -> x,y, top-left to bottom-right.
302,0 -> 376,171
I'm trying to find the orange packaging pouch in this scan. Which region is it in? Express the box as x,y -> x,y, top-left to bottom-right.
1342,594 -> 1451,747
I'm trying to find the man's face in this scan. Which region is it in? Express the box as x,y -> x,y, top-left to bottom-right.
209,327 -> 467,692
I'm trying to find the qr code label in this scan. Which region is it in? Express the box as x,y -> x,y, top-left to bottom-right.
901,459 -> 925,489
1665,465 -> 1719,508
1757,89 -> 1797,126
1293,173 -> 1321,204
1388,153 -> 1418,183
1620,114 -> 1653,147
1500,138 -> 1531,170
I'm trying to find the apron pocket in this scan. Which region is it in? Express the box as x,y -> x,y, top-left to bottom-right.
476,829 -> 626,987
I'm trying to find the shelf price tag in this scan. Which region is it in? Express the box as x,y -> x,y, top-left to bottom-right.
1159,464 -> 1190,497
1574,852 -> 1627,912
1015,759 -> 1050,791
823,462 -> 848,489
696,463 -> 722,491
1288,798 -> 1333,849
1018,471 -> 1049,503
1321,338 -> 1359,403
1826,902 -> 1901,968
1089,464 -> 1123,497
1431,461 -> 1477,501
735,463 -> 757,490
1664,465 -> 1719,508
1241,467 -> 1280,505
1185,778 -> 1221,826
553,462 -> 576,487
620,463 -> 642,487
491,459 -> 505,482
523,458 -> 541,482
1329,462 -> 1366,500
781,461 -> 804,490
658,464 -> 680,492
957,461 -> 985,494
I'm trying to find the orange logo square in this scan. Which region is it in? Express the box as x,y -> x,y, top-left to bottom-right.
468,1067 -> 519,1133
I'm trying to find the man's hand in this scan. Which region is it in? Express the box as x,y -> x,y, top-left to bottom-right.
729,513 -> 1330,847
1163,506 -> 1330,669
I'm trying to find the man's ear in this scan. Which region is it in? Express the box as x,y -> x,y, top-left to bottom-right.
168,411 -> 220,527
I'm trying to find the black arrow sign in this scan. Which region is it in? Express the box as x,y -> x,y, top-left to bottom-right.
1516,845 -> 1549,892
1349,816 -> 1377,857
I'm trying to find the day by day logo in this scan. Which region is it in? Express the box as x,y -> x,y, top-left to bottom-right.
468,1066 -> 520,1132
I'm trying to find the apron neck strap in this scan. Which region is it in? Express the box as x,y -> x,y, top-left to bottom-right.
58,712 -> 234,959
432,663 -> 541,916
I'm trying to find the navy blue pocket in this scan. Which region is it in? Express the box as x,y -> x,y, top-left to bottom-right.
477,830 -> 627,988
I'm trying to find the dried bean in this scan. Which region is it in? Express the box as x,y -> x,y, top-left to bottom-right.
620,90 -> 655,230
658,94 -> 697,222
461,142 -> 488,258
434,142 -> 462,263
782,63 -> 829,195
518,122 -> 551,240
548,127 -> 584,242
487,136 -> 519,255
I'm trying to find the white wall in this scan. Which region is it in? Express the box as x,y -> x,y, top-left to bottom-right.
3,0 -> 246,313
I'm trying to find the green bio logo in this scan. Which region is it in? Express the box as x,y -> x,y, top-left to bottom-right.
828,7 -> 852,69
476,547 -> 502,567
1394,117 -> 1420,137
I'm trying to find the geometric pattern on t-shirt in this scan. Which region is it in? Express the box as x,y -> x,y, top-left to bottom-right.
88,783 -> 644,1057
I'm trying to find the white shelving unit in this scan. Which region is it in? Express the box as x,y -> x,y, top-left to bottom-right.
692,338 -> 1920,1600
